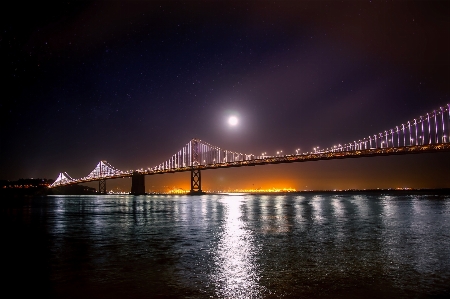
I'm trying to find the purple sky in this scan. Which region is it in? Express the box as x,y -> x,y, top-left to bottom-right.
1,1 -> 449,191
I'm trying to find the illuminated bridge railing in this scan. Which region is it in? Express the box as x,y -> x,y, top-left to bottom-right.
50,103 -> 450,188
320,104 -> 450,153
139,143 -> 450,174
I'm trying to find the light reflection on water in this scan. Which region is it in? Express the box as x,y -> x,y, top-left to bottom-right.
211,196 -> 264,298
2,193 -> 450,298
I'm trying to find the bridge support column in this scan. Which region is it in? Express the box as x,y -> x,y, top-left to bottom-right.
189,169 -> 204,195
131,172 -> 146,195
99,179 -> 107,194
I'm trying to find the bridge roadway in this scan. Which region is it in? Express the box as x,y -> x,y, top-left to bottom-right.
55,143 -> 450,195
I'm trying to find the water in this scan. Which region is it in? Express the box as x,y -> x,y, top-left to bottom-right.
2,193 -> 450,298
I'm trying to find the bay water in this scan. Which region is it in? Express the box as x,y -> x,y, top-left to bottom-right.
2,193 -> 450,298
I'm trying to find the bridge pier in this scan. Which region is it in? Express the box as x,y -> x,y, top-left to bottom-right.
99,179 -> 107,194
131,172 -> 146,195
189,169 -> 204,195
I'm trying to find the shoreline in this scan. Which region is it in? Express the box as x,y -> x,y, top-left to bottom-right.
133,188 -> 450,196
2,188 -> 450,197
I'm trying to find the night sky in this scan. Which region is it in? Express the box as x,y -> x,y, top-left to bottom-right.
2,1 -> 450,191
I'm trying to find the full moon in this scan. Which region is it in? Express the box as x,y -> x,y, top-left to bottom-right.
228,116 -> 238,126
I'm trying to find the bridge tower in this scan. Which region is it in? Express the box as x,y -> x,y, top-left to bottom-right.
189,138 -> 204,195
190,168 -> 202,194
99,179 -> 107,194
131,172 -> 146,195
98,161 -> 107,194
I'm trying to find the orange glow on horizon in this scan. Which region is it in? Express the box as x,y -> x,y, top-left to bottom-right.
149,178 -> 297,193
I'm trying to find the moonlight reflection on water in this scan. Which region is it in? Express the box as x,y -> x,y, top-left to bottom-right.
211,197 -> 264,298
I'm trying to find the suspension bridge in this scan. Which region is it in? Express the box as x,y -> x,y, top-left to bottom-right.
50,104 -> 450,194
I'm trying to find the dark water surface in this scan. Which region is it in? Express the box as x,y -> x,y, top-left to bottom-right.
2,194 -> 450,298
